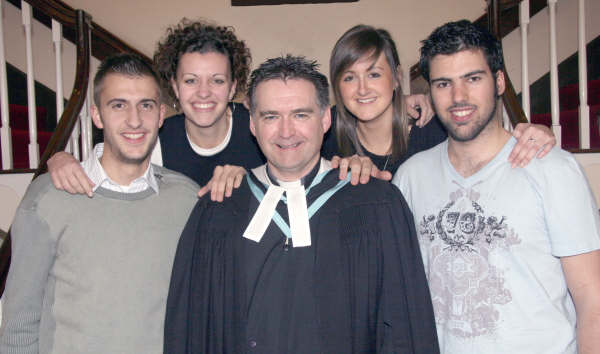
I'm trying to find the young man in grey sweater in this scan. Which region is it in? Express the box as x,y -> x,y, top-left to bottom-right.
0,54 -> 198,354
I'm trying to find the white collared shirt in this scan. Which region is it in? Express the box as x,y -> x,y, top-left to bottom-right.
81,143 -> 159,194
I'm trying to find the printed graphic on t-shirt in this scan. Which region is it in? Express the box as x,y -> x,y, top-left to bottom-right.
419,183 -> 521,338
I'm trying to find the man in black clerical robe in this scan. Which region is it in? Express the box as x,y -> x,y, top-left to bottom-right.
164,55 -> 439,353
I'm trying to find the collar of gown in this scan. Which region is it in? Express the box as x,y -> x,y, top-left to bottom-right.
243,158 -> 332,248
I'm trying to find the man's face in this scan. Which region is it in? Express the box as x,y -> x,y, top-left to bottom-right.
250,79 -> 331,181
92,73 -> 165,169
429,49 -> 505,142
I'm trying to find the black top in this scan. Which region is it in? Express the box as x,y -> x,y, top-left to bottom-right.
164,168 -> 439,353
158,102 -> 265,186
321,106 -> 447,174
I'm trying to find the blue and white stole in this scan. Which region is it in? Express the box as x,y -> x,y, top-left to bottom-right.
243,159 -> 350,248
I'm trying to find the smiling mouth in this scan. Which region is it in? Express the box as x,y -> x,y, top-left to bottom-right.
450,107 -> 475,122
357,97 -> 376,104
276,142 -> 302,150
192,102 -> 216,109
122,132 -> 146,142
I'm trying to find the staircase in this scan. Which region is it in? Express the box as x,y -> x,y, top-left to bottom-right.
0,103 -> 52,169
531,79 -> 600,150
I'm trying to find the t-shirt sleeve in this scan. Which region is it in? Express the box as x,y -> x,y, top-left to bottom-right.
392,163 -> 414,211
532,150 -> 600,257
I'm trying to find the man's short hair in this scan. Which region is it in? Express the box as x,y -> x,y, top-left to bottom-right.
247,55 -> 329,113
93,53 -> 161,105
419,20 -> 504,82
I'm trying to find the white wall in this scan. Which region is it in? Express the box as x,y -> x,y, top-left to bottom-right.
62,0 -> 486,86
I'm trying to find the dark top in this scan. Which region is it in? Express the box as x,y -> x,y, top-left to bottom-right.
164,168 -> 439,354
321,106 -> 447,174
158,102 -> 265,186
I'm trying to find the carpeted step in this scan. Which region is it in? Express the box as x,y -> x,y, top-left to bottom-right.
0,129 -> 52,169
559,79 -> 600,111
0,103 -> 52,169
1,103 -> 49,132
531,104 -> 600,150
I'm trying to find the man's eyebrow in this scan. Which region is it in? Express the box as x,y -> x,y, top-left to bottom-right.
139,98 -> 158,105
106,98 -> 127,105
430,70 -> 488,84
258,107 -> 315,116
291,107 -> 314,114
461,70 -> 486,79
259,110 -> 279,117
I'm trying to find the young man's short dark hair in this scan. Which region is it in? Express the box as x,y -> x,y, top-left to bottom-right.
419,19 -> 504,82
93,53 -> 161,105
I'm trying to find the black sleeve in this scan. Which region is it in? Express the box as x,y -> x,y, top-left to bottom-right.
164,199 -> 206,354
379,187 -> 440,353
407,115 -> 447,158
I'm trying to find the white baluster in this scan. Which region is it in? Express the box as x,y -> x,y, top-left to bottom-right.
80,30 -> 93,160
577,0 -> 589,149
520,0 -> 531,121
0,0 -> 12,169
80,96 -> 90,160
52,20 -> 64,123
548,0 -> 561,146
71,117 -> 80,160
52,19 -> 71,153
21,1 -> 38,168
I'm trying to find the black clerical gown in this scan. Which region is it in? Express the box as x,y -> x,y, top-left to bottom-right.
164,168 -> 439,353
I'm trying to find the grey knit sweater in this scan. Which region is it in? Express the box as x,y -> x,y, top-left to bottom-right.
0,166 -> 198,354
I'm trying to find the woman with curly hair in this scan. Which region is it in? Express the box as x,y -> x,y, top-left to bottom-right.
151,19 -> 265,193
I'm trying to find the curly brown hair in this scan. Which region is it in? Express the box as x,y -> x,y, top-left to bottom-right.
153,18 -> 252,105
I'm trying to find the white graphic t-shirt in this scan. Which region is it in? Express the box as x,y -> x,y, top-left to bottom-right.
393,137 -> 600,354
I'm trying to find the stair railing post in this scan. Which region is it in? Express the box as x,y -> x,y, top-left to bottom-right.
548,0 -> 561,146
80,27 -> 92,161
21,1 -> 39,168
520,0 -> 531,121
52,19 -> 66,146
577,0 -> 590,149
0,0 -> 13,169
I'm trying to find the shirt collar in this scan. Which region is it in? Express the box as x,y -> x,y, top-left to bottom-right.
81,143 -> 159,194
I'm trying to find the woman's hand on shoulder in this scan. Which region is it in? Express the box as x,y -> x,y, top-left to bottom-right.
404,93 -> 434,127
509,123 -> 557,167
331,155 -> 392,185
198,165 -> 247,201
